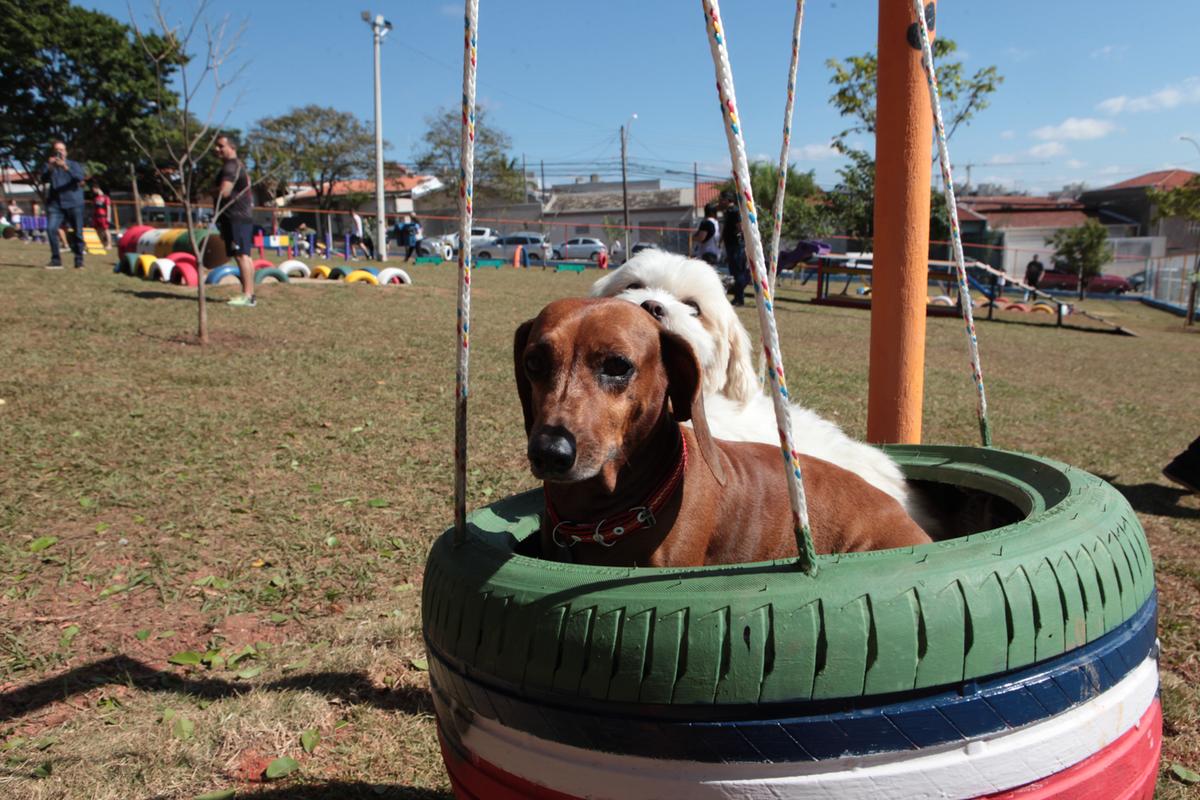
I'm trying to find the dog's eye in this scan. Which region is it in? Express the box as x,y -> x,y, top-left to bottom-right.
683,300 -> 701,317
600,356 -> 634,380
625,282 -> 643,291
524,352 -> 547,377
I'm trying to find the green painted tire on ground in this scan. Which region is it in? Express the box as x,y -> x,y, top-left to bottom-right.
422,445 -> 1153,705
253,267 -> 289,285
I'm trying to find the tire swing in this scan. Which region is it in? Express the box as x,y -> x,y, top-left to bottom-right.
422,4 -> 1161,799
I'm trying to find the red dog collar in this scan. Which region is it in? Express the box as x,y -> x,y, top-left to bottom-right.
545,431 -> 687,548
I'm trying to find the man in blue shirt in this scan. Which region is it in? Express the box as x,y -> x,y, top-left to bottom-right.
39,139 -> 86,269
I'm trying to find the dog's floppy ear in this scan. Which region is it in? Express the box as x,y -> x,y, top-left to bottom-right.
513,319 -> 536,435
588,267 -> 620,298
660,329 -> 726,486
722,312 -> 759,403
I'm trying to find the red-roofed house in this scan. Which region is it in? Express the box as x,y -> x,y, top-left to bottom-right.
284,174 -> 443,214
1080,170 -> 1199,256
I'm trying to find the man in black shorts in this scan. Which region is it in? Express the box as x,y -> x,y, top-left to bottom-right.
213,134 -> 256,306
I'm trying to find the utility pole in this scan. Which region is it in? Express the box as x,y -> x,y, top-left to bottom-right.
621,125 -> 631,256
363,11 -> 393,262
522,153 -> 527,203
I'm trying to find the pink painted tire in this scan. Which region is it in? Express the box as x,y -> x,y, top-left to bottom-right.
253,258 -> 274,271
169,261 -> 198,287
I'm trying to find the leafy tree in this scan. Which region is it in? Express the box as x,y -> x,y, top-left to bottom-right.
414,106 -> 523,202
740,161 -> 834,244
247,106 -> 377,240
826,149 -> 877,248
0,0 -> 182,193
1046,219 -> 1113,300
825,38 -> 1002,151
1149,175 -> 1200,324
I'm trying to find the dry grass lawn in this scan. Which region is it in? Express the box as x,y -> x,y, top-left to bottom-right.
0,238 -> 1197,798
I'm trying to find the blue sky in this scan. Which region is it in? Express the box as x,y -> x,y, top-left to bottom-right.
87,1 -> 1200,195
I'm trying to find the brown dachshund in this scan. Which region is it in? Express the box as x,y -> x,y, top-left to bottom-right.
514,298 -> 931,568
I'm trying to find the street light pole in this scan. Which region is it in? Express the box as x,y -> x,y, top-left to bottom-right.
620,113 -> 637,259
363,11 -> 392,262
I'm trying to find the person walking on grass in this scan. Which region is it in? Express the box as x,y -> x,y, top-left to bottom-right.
40,139 -> 86,269
91,184 -> 112,249
213,133 -> 256,307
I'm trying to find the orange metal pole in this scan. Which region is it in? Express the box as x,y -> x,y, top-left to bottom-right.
867,0 -> 935,444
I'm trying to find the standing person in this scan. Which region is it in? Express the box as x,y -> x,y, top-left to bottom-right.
90,184 -> 112,249
348,210 -> 371,259
611,237 -> 623,265
212,133 -> 256,307
404,216 -> 422,260
720,191 -> 748,306
6,199 -> 22,239
39,139 -> 87,268
1023,253 -> 1045,301
691,202 -> 721,265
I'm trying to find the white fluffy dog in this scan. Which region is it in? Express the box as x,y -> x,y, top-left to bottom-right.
590,251 -> 923,524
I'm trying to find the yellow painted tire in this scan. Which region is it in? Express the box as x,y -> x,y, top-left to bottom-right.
154,229 -> 184,258
311,265 -> 332,279
136,253 -> 156,279
1030,304 -> 1055,314
345,269 -> 380,285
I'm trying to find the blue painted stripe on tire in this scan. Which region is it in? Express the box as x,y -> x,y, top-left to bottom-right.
428,592 -> 1156,763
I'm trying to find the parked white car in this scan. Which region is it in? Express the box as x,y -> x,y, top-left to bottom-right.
554,237 -> 608,261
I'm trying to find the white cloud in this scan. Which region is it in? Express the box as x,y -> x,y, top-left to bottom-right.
1099,76 -> 1200,114
1029,142 -> 1067,158
439,4 -> 460,16
1032,117 -> 1115,141
1004,47 -> 1033,62
989,153 -> 1018,164
791,142 -> 840,161
1066,159 -> 1087,169
1090,44 -> 1128,60
999,130 -> 1015,140
1097,165 -> 1124,175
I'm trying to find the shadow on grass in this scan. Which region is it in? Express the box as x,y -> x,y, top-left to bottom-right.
113,288 -> 196,302
0,655 -> 434,723
148,784 -> 451,800
1101,476 -> 1200,521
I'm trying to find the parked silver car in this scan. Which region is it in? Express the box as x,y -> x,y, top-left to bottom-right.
553,237 -> 608,261
476,231 -> 552,263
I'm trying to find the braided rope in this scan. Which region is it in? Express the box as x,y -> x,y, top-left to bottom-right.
768,0 -> 806,297
702,0 -> 816,574
453,0 -> 479,545
910,0 -> 992,447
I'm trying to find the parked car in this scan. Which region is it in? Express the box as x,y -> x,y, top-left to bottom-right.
553,237 -> 608,261
476,231 -> 552,263
1038,268 -> 1133,294
416,237 -> 454,261
630,242 -> 663,256
439,226 -> 499,255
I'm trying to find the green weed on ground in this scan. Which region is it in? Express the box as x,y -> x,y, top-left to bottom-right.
0,239 -> 1197,798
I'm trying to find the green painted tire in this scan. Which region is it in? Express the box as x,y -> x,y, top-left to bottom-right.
422,445 -> 1153,705
253,267 -> 289,285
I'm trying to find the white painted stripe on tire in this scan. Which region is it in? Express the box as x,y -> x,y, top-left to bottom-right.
459,656 -> 1159,800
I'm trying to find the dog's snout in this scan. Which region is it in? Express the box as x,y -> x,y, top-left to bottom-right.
528,429 -> 577,477
641,299 -> 666,321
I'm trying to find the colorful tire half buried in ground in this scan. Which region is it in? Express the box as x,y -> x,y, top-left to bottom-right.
279,259 -> 310,278
205,265 -> 241,285
422,445 -> 1159,799
376,267 -> 412,285
345,269 -> 379,285
169,261 -> 198,287
310,265 -> 332,280
253,267 -> 289,284
149,258 -> 176,282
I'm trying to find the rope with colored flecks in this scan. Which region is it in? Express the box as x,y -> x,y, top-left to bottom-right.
701,0 -> 816,575
910,0 -> 992,447
768,0 -> 806,298
453,0 -> 479,545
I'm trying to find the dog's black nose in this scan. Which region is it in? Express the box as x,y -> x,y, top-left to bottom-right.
641,299 -> 666,321
528,430 -> 577,476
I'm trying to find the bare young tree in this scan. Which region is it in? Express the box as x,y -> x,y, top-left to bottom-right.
128,0 -> 248,345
